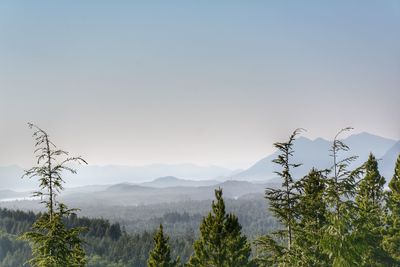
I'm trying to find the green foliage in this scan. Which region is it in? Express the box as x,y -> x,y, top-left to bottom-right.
257,129 -> 400,267
188,189 -> 252,267
325,127 -> 359,216
355,153 -> 393,266
22,205 -> 86,267
292,169 -> 330,266
147,224 -> 179,267
0,208 -> 192,267
319,128 -> 367,267
383,155 -> 400,262
356,154 -> 386,211
21,123 -> 87,267
256,129 -> 303,266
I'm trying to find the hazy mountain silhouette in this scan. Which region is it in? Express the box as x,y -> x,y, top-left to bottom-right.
0,189 -> 30,200
380,141 -> 400,180
0,132 -> 398,191
0,165 -> 37,191
57,179 -> 272,207
141,176 -> 219,188
232,132 -> 398,181
0,164 -> 233,191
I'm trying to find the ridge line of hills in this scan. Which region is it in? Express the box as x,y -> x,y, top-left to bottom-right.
0,132 -> 399,193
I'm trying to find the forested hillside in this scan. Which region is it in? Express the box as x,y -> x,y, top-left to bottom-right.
0,208 -> 193,267
0,194 -> 279,267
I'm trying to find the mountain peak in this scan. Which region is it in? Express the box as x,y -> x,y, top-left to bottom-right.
233,132 -> 398,181
153,176 -> 181,182
345,132 -> 396,142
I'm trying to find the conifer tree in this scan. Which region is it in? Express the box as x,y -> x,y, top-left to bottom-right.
21,123 -> 87,267
383,154 -> 400,262
255,129 -> 303,266
188,189 -> 251,267
326,127 -> 359,215
147,224 -> 179,267
356,153 -> 385,211
320,128 -> 368,267
294,168 -> 330,266
355,153 -> 394,266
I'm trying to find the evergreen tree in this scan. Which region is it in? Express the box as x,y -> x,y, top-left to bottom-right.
21,123 -> 87,267
356,153 -> 386,211
320,128 -> 367,267
383,154 -> 400,262
147,224 -> 179,267
355,153 -> 393,266
293,168 -> 330,266
188,189 -> 252,267
325,127 -> 359,216
298,169 -> 327,229
255,129 -> 303,266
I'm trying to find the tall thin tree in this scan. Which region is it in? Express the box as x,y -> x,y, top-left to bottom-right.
255,129 -> 303,266
21,123 -> 87,267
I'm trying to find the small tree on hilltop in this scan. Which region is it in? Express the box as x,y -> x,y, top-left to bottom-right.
21,123 -> 87,267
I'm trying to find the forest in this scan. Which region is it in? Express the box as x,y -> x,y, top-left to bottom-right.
1,125 -> 400,266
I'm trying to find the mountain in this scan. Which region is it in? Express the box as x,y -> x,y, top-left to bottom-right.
0,164 -> 233,191
36,180 -> 275,208
141,176 -> 219,188
380,141 -> 400,180
0,190 -> 30,201
1,132 -> 398,190
344,132 -> 397,160
233,132 -> 398,181
0,165 -> 37,191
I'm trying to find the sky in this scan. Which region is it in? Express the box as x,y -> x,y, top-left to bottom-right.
0,1 -> 399,169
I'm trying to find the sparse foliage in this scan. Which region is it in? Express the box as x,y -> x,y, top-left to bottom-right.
256,129 -> 303,266
21,123 -> 88,267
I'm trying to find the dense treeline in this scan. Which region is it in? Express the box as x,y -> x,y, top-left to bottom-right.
0,208 -> 193,267
254,129 -> 400,266
0,196 -> 277,238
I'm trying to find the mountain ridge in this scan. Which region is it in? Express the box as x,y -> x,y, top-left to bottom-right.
232,132 -> 398,181
0,132 -> 398,190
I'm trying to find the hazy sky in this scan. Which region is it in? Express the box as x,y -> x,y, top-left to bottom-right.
1,1 -> 399,169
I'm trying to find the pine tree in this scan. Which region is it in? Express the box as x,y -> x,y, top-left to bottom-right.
188,189 -> 251,267
326,127 -> 359,216
147,224 -> 179,267
255,129 -> 303,266
320,128 -> 367,267
383,154 -> 400,262
21,123 -> 87,267
293,168 -> 330,266
355,153 -> 393,266
356,153 -> 385,211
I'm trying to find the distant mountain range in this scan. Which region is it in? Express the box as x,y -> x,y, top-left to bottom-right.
141,176 -> 219,188
0,177 -> 277,209
0,132 -> 399,191
232,132 -> 400,182
0,163 -> 233,191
